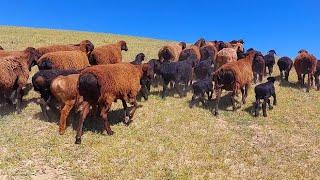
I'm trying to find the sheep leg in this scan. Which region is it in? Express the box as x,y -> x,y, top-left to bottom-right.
101,105 -> 114,135
75,102 -> 90,144
162,81 -> 169,99
302,74 -> 306,87
269,66 -> 273,76
213,88 -> 221,116
189,95 -> 199,108
267,99 -> 273,109
259,73 -> 263,82
15,86 -> 23,114
254,99 -> 260,117
262,98 -> 267,117
315,75 -> 320,90
200,93 -> 207,107
306,73 -> 311,92
240,88 -> 245,105
59,101 -> 74,135
121,99 -> 130,124
273,93 -> 277,106
206,90 -> 213,100
253,72 -> 258,84
39,99 -> 50,121
128,99 -> 139,119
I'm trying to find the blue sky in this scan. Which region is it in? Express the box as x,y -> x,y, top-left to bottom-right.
0,0 -> 319,58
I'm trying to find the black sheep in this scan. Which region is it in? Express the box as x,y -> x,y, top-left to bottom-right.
254,77 -> 277,117
194,59 -> 213,80
264,50 -> 277,76
315,60 -> 320,90
130,53 -> 145,65
147,59 -> 162,88
160,55 -> 196,98
252,51 -> 265,83
277,56 -> 293,81
189,78 -> 213,108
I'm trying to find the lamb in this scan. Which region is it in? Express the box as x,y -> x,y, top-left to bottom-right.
32,69 -> 79,120
50,74 -> 82,135
158,42 -> 186,62
0,47 -> 40,113
294,49 -> 317,92
189,78 -> 213,108
264,50 -> 277,76
213,51 -> 257,115
37,40 -> 94,56
37,50 -> 90,70
89,41 -> 128,65
253,77 -> 277,117
252,51 -> 265,83
314,60 -> 320,90
160,55 -> 196,99
147,58 -> 162,88
75,63 -> 152,144
194,59 -> 213,80
277,56 -> 293,81
130,53 -> 145,65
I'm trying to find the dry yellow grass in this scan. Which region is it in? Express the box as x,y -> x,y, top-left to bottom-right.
0,26 -> 320,179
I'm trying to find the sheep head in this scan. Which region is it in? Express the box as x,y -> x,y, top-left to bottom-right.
194,38 -> 206,48
179,42 -> 187,50
79,40 -> 94,55
119,40 -> 128,51
25,47 -> 41,71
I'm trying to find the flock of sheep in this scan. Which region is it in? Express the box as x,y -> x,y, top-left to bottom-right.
0,38 -> 319,144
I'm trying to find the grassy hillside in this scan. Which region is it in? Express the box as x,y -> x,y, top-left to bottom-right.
0,26 -> 319,179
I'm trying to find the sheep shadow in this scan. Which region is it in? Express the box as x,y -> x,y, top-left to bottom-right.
278,79 -> 300,89
0,97 -> 39,117
32,101 -> 132,133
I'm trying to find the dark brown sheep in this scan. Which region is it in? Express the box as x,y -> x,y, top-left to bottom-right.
194,38 -> 206,48
158,42 -> 186,62
89,41 -> 128,65
179,45 -> 201,62
0,47 -> 40,113
264,50 -> 277,76
37,50 -> 90,70
252,51 -> 265,83
50,74 -> 82,135
75,63 -> 152,144
314,60 -> 320,90
200,43 -> 218,62
213,51 -> 256,115
37,40 -> 94,56
294,49 -> 317,92
277,56 -> 293,81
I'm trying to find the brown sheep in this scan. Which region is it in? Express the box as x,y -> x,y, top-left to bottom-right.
37,50 -> 90,70
213,51 -> 257,115
294,49 -> 317,92
179,45 -> 201,62
0,47 -> 40,113
158,42 -> 186,62
50,74 -> 82,135
75,63 -> 152,144
89,41 -> 128,65
194,38 -> 206,48
37,40 -> 94,56
200,43 -> 218,62
215,42 -> 244,69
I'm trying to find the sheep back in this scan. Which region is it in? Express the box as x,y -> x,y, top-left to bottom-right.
158,43 -> 183,61
37,51 -> 89,70
89,43 -> 122,65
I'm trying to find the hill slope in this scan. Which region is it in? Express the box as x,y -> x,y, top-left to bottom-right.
0,26 -> 319,179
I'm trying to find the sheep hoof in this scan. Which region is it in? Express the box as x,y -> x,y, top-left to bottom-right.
269,106 -> 273,110
75,137 -> 82,144
124,116 -> 132,126
213,111 -> 219,116
263,114 -> 267,117
59,130 -> 65,135
106,130 -> 114,136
